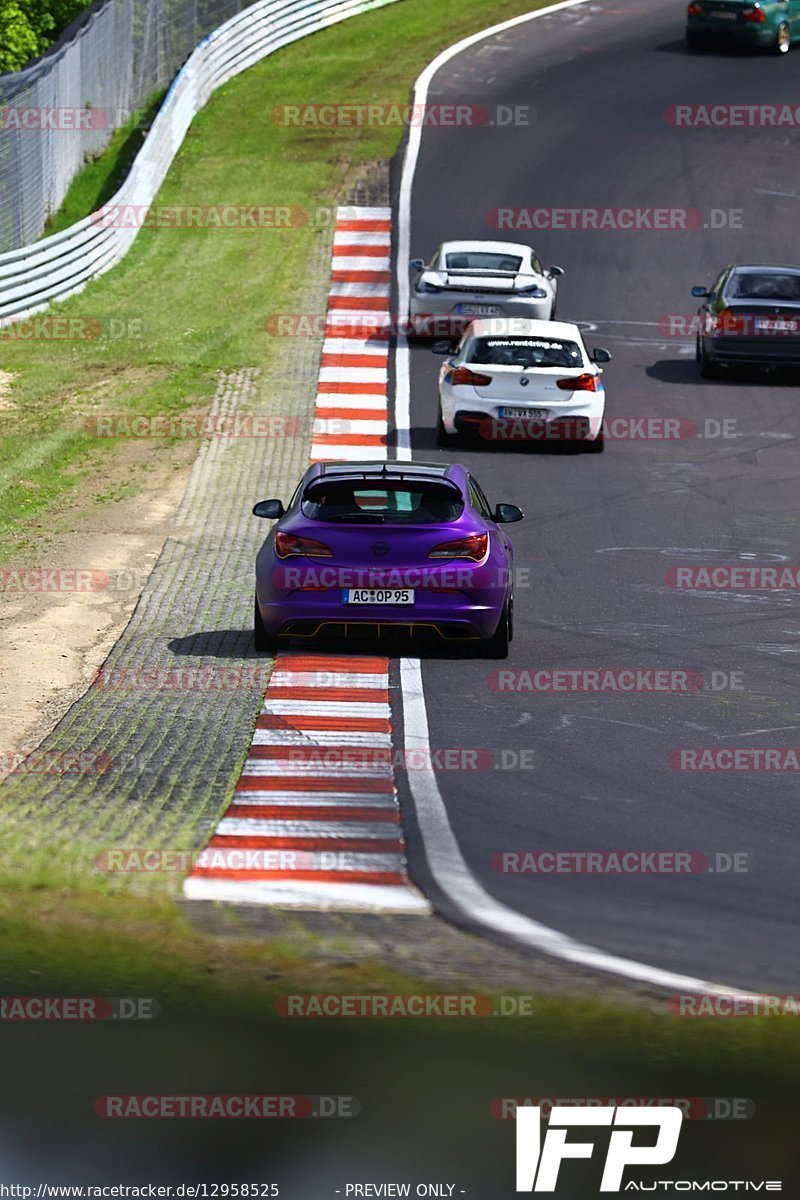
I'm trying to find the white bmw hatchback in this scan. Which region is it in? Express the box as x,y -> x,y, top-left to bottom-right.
435,318 -> 611,452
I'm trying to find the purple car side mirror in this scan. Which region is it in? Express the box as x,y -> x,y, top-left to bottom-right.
253,499 -> 285,519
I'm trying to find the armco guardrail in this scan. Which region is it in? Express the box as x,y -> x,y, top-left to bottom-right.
0,0 -> 401,323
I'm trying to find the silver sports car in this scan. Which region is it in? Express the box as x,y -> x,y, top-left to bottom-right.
408,240 -> 564,338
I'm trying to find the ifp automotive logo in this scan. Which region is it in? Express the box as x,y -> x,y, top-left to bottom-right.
515,1104 -> 782,1192
516,1105 -> 682,1192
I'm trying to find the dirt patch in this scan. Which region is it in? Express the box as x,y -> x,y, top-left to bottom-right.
0,371 -> 16,411
0,436 -> 195,762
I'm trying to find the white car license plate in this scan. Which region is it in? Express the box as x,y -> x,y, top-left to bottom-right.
499,407 -> 548,419
711,10 -> 736,17
343,588 -> 414,605
755,318 -> 799,333
458,304 -> 502,317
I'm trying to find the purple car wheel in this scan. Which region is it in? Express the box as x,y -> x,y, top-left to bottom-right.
480,596 -> 512,659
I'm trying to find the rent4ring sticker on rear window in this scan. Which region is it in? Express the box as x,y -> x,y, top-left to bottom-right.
487,339 -> 559,346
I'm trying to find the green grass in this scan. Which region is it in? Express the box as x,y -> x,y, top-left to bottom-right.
2,883 -> 800,1071
2,888 -> 797,1181
0,0 -> 550,562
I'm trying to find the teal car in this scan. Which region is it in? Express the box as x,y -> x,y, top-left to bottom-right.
686,0 -> 800,52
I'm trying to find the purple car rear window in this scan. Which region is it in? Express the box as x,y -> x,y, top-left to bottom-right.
302,481 -> 464,524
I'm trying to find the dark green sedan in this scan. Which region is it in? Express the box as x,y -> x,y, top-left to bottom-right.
686,0 -> 800,53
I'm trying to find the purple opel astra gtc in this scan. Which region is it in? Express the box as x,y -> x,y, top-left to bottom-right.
252,460 -> 523,658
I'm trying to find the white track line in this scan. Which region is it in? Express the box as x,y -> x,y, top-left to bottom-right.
393,2 -> 757,996
183,877 -> 428,910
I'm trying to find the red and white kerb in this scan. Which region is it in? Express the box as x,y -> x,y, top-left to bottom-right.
184,208 -> 428,911
311,206 -> 390,461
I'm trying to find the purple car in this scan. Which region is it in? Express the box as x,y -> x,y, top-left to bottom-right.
253,460 -> 523,658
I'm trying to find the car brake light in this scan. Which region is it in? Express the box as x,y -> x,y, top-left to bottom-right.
275,532 -> 332,558
428,533 -> 488,562
450,366 -> 493,387
556,372 -> 600,392
687,1 -> 703,13
743,5 -> 766,21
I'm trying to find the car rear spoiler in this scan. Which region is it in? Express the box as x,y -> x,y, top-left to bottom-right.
303,469 -> 461,498
444,268 -> 520,277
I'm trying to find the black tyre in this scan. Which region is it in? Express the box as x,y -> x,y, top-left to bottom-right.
436,409 -> 460,447
254,593 -> 275,652
480,597 -> 512,659
686,32 -> 705,50
585,429 -> 605,453
698,340 -> 721,379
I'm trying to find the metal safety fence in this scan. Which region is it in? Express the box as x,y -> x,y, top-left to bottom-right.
0,0 -> 401,321
0,0 -> 252,254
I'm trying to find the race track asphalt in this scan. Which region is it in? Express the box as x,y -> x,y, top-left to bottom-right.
393,0 -> 800,992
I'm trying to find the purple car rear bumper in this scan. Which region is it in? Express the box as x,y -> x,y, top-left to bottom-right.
257,586 -> 504,641
256,554 -> 511,641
